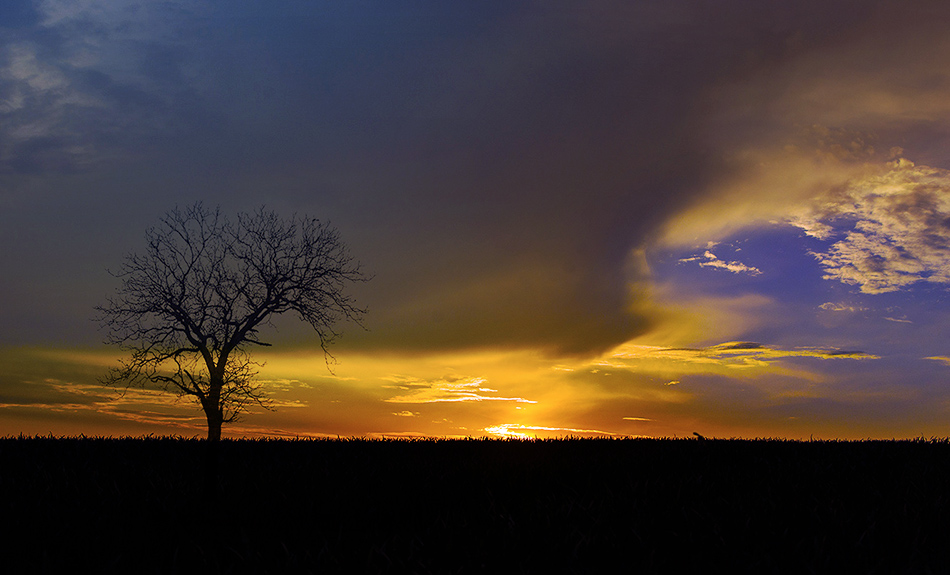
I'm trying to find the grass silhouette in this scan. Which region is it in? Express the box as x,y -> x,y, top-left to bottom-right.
1,436 -> 948,573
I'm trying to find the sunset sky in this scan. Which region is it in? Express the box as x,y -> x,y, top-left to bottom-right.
3,0 -> 950,439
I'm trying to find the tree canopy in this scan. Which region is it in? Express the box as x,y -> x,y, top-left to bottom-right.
96,202 -> 367,440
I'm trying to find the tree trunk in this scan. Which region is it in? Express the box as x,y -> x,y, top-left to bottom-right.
207,417 -> 222,442
204,369 -> 224,442
204,400 -> 223,442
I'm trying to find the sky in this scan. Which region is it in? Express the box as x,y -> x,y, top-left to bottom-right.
2,0 -> 950,439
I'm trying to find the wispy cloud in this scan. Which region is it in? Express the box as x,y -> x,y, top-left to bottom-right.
679,251 -> 762,276
601,341 -> 878,371
256,378 -> 313,392
789,159 -> 950,293
0,0 -> 210,172
267,399 -> 308,409
384,376 -> 537,404
819,302 -> 867,313
660,143 -> 950,311
0,375 -> 211,432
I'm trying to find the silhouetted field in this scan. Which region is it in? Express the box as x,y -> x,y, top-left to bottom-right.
1,436 -> 949,573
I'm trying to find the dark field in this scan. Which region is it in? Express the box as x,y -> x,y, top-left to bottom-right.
2,437 -> 949,573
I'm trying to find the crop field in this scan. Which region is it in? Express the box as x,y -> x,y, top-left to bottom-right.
1,436 -> 949,573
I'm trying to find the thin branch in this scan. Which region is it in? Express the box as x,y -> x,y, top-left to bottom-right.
97,202 -> 367,439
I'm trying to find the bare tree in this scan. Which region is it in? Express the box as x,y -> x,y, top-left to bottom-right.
96,202 -> 367,441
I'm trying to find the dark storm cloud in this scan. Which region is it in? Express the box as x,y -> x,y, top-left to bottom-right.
302,0 -> 880,355
0,0 -> 918,355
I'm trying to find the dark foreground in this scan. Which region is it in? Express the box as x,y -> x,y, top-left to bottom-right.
1,437 -> 949,574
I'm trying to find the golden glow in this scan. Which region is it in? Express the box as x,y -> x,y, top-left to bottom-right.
383,376 -> 537,404
0,333 -> 915,441
659,147 -> 877,248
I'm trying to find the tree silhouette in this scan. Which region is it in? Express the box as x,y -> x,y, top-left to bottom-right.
96,202 -> 367,441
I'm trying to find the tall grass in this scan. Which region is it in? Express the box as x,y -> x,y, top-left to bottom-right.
1,436 -> 948,573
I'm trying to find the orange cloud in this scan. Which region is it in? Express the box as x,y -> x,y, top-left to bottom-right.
384,376 -> 537,404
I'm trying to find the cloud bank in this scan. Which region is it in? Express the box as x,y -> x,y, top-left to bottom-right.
6,0 -> 933,356
793,160 -> 950,293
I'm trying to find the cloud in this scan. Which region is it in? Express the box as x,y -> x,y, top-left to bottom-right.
384,375 -> 537,404
695,341 -> 876,361
664,141 -> 950,297
0,0 -> 210,173
620,286 -> 777,350
0,347 -> 310,436
926,356 -> 950,367
0,42 -> 101,171
659,140 -> 877,248
600,341 -> 878,372
11,0 -> 944,359
819,302 -> 867,312
792,159 -> 950,293
658,3 -> 950,298
679,250 -> 762,276
256,378 -> 312,392
6,0 -> 950,387
266,399 -> 308,409
0,373 -> 209,433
